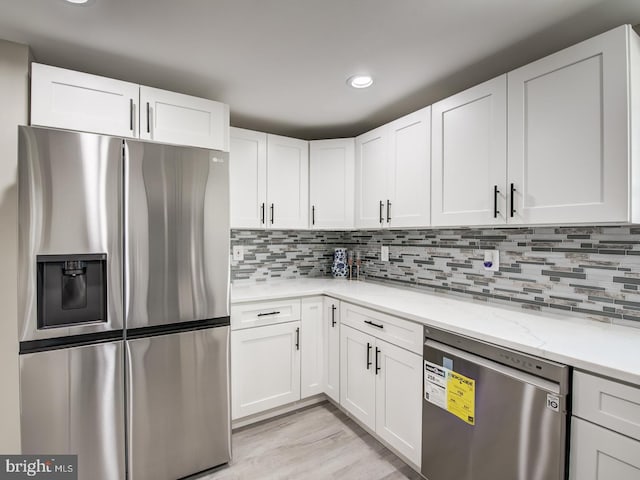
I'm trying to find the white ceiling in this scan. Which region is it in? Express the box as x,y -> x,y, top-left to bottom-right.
1,0 -> 640,139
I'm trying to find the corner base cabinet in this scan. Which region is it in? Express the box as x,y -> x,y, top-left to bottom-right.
231,321 -> 301,420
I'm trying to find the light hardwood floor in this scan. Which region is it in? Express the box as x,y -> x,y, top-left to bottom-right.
202,402 -> 423,480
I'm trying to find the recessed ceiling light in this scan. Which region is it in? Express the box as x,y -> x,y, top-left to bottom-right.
64,0 -> 91,4
347,74 -> 373,89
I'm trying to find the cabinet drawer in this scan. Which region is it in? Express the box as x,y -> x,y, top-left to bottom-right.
231,298 -> 301,330
341,302 -> 422,355
573,370 -> 640,439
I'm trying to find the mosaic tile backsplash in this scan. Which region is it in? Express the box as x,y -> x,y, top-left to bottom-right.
230,226 -> 640,327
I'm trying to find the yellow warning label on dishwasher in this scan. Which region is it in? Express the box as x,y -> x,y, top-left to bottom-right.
446,371 -> 475,425
425,360 -> 476,425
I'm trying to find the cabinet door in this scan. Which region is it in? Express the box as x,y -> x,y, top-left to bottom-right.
301,297 -> 324,398
231,322 -> 301,419
229,128 -> 267,229
432,75 -> 507,226
374,339 -> 422,467
31,63 -> 139,138
323,297 -> 340,403
309,139 -> 355,229
266,134 -> 309,229
139,86 -> 229,151
507,25 -> 630,224
340,325 -> 376,430
387,107 -> 431,228
355,125 -> 388,228
570,417 -> 640,480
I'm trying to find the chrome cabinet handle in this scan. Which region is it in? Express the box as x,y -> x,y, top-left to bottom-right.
366,342 -> 372,369
379,200 -> 384,224
295,327 -> 300,351
331,305 -> 337,327
312,205 -> 315,225
270,203 -> 274,224
493,185 -> 500,218
375,347 -> 381,374
386,200 -> 391,223
257,311 -> 280,317
364,320 -> 383,329
261,203 -> 266,224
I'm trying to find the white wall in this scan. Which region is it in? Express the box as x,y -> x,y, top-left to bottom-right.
0,39 -> 30,453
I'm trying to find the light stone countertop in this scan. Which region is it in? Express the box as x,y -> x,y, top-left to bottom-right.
231,278 -> 640,386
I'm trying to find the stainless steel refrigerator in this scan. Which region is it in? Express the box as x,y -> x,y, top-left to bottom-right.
18,126 -> 232,480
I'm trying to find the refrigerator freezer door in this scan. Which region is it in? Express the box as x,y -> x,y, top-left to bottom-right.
127,326 -> 231,480
18,126 -> 123,341
125,141 -> 230,328
20,341 -> 125,480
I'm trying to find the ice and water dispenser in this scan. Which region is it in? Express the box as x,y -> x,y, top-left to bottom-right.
37,254 -> 107,329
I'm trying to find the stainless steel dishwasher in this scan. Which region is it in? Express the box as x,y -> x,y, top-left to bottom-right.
421,326 -> 570,480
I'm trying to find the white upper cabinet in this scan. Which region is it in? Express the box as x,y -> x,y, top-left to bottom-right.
266,134 -> 309,229
30,63 -> 229,151
139,86 -> 229,151
31,63 -> 139,138
431,75 -> 507,227
309,139 -> 355,229
386,107 -> 431,228
355,125 -> 389,228
229,128 -> 267,228
230,129 -> 308,229
355,106 -> 431,229
507,24 -> 638,224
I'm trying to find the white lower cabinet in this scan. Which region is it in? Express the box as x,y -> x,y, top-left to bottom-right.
340,324 -> 422,466
375,339 -> 423,466
301,297 -> 324,398
570,417 -> 640,480
231,296 -> 326,421
323,297 -> 340,403
340,325 -> 377,429
231,321 -> 301,420
570,371 -> 640,479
